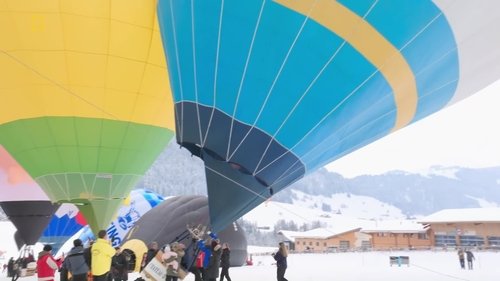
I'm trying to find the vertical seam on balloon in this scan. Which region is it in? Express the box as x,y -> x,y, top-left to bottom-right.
97,0 -> 113,175
190,0 -> 203,145
112,174 -> 128,199
57,0 -> 81,176
169,0 -> 185,143
227,1 -> 315,163
80,173 -> 90,202
51,173 -> 70,201
112,3 -> 157,175
42,117 -> 67,195
72,117 -> 83,174
64,173 -> 70,202
89,170 -> 98,200
201,0 -> 225,148
253,0 -> 378,175
225,0 -> 267,160
266,158 -> 303,188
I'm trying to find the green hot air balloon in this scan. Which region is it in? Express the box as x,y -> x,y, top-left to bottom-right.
0,0 -> 175,233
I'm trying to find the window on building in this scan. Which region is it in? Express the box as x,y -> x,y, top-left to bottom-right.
418,233 -> 428,240
435,235 -> 457,247
309,241 -> 312,246
316,242 -> 319,246
361,240 -> 372,250
324,242 -> 327,247
339,241 -> 350,251
487,236 -> 500,247
459,235 -> 485,246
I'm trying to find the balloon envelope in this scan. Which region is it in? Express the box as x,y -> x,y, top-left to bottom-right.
157,0 -> 500,231
43,189 -> 164,253
123,195 -> 248,267
0,146 -> 57,247
0,1 -> 175,232
39,203 -> 87,254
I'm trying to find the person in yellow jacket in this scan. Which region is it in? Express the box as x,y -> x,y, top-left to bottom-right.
91,230 -> 115,281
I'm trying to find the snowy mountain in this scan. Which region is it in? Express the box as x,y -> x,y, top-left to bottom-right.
242,194 -> 405,230
2,142 -> 499,222
137,142 -> 500,218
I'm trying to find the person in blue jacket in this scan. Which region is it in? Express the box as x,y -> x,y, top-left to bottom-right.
273,242 -> 288,281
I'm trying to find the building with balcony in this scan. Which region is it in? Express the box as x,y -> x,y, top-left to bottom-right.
419,208 -> 500,249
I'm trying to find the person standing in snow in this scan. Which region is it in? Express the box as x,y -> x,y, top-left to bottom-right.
273,242 -> 288,281
36,245 -> 61,281
91,230 -> 115,281
219,243 -> 231,281
465,249 -> 475,270
205,240 -> 222,281
111,247 -> 129,281
62,239 -> 89,281
457,248 -> 465,269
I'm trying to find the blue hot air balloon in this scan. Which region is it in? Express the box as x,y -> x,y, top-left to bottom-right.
157,0 -> 500,231
39,204 -> 87,254
41,189 -> 164,253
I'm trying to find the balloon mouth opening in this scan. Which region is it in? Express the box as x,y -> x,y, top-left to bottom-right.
179,142 -> 270,187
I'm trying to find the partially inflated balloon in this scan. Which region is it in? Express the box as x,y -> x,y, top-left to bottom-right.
157,0 -> 500,231
123,196 -> 248,268
60,189 -> 165,250
0,146 -> 57,247
0,1 -> 175,232
39,204 -> 87,254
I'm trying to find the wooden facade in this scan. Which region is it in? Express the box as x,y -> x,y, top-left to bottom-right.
424,222 -> 500,248
293,228 -> 371,252
365,230 -> 432,250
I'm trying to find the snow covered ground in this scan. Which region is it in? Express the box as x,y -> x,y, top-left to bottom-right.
2,221 -> 499,281
2,250 -> 498,281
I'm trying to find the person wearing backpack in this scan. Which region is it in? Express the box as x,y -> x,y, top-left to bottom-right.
63,239 -> 89,281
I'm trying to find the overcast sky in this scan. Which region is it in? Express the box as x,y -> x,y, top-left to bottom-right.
326,79 -> 500,178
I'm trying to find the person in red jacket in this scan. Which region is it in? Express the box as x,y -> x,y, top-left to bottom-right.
36,245 -> 61,281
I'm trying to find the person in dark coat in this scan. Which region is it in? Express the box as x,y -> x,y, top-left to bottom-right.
83,240 -> 94,269
205,240 -> 222,281
465,249 -> 475,270
11,259 -> 21,281
111,247 -> 128,281
273,242 -> 288,281
457,248 -> 465,269
7,258 -> 14,277
219,243 -> 231,281
142,241 -> 158,271
63,239 -> 90,281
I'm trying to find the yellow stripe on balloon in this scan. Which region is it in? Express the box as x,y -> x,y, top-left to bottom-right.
275,0 -> 417,131
0,0 -> 174,130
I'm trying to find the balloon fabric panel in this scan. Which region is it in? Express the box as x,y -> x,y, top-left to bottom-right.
0,0 -> 175,232
157,0 -> 500,232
